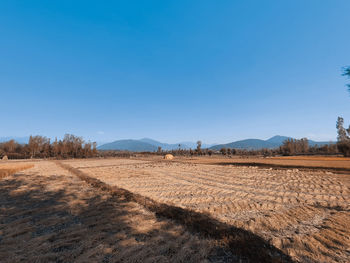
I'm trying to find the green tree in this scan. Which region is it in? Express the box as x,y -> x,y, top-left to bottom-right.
342,66 -> 350,93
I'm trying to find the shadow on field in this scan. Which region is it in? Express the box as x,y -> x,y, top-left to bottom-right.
56,162 -> 294,263
208,161 -> 350,174
1,171 -> 230,262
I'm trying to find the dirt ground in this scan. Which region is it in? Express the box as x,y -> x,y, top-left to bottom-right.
176,155 -> 350,171
0,161 -> 234,263
63,158 -> 350,263
1,158 -> 349,262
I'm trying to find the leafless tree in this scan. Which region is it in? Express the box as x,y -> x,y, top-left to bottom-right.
196,140 -> 202,155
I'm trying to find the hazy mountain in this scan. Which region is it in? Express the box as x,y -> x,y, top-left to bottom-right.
210,136 -> 335,150
98,136 -> 335,152
210,139 -> 276,150
98,138 -> 215,151
98,139 -> 158,152
308,140 -> 335,146
179,141 -> 216,149
265,135 -> 292,145
139,138 -> 190,150
0,136 -> 29,144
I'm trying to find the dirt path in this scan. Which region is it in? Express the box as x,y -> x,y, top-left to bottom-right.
0,161 -> 224,263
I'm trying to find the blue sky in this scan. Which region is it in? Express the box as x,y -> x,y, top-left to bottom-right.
1,1 -> 349,144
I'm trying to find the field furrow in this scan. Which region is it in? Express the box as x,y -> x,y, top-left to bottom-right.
64,158 -> 350,262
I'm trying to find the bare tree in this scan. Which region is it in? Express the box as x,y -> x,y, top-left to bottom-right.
28,135 -> 50,158
336,117 -> 350,157
220,148 -> 227,155
336,117 -> 349,142
196,140 -> 202,155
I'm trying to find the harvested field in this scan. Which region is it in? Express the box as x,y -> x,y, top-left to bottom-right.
0,161 -> 238,262
63,158 -> 350,263
0,162 -> 34,179
179,156 -> 350,171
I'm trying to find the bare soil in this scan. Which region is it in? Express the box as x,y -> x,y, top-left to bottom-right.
1,157 -> 349,262
63,158 -> 350,263
177,155 -> 350,171
0,161 -> 230,263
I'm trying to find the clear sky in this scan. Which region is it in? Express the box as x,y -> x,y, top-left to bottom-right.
1,1 -> 349,144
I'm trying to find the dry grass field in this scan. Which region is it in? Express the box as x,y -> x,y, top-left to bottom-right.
62,158 -> 350,262
0,162 -> 34,179
0,161 -> 240,263
180,155 -> 350,171
1,157 -> 349,262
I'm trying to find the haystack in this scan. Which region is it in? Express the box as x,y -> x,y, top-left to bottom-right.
2,155 -> 8,160
164,154 -> 174,160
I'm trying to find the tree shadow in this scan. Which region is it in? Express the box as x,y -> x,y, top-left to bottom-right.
58,162 -> 295,263
0,166 -> 294,263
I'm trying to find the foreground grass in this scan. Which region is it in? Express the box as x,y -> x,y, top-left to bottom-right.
63,158 -> 350,262
0,161 -> 234,263
0,163 -> 34,179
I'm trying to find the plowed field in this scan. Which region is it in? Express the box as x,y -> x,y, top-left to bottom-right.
64,158 -> 350,262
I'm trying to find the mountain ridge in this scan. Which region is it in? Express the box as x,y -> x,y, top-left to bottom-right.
98,136 -> 334,152
210,135 -> 334,150
97,139 -> 158,152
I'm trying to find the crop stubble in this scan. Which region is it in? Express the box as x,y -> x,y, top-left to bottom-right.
64,158 -> 350,262
0,161 -> 223,262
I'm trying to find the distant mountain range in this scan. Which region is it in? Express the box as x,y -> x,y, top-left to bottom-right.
97,138 -> 212,152
0,135 -> 334,152
98,135 -> 334,152
98,139 -> 159,152
209,135 -> 334,150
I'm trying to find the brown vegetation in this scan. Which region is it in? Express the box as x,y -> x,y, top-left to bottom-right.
336,117 -> 350,157
58,161 -> 291,263
0,163 -> 34,179
179,155 -> 350,172
0,161 -> 233,262
0,134 -> 97,159
63,158 -> 350,262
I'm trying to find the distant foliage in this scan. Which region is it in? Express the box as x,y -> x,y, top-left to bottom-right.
0,134 -> 97,159
196,141 -> 202,155
336,117 -> 350,157
280,138 -> 309,156
220,148 -> 227,155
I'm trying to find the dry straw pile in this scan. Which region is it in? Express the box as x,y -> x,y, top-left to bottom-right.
164,154 -> 174,160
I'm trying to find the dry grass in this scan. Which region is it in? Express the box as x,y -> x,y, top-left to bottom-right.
178,155 -> 350,171
0,161 -> 237,263
57,161 -> 291,262
63,158 -> 350,262
0,163 -> 34,179
2,157 -> 349,262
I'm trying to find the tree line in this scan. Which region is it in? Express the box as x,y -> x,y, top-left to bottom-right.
152,138 -> 338,157
0,134 -> 97,159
